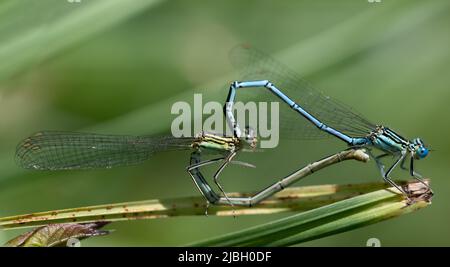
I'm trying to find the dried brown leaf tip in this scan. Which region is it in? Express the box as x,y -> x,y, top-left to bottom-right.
3,222 -> 110,247
404,180 -> 433,204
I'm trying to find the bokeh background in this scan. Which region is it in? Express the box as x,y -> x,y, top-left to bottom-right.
1,0 -> 449,246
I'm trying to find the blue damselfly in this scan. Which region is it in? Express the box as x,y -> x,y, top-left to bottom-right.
224,45 -> 432,199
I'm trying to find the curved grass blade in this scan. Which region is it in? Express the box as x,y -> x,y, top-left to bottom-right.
190,181 -> 432,247
0,182 -> 394,230
0,0 -> 164,83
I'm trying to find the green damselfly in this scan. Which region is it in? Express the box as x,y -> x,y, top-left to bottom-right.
15,129 -> 257,207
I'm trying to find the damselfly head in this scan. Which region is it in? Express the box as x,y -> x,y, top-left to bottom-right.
412,138 -> 429,160
243,126 -> 257,149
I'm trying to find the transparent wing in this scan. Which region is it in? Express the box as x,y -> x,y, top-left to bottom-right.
229,45 -> 376,139
16,131 -> 194,170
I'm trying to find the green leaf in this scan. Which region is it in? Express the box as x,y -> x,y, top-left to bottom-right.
4,222 -> 109,247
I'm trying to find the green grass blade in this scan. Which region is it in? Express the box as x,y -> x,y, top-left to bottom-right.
0,182 -> 391,230
190,181 -> 432,247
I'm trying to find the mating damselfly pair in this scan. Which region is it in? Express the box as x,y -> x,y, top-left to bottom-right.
16,45 -> 432,207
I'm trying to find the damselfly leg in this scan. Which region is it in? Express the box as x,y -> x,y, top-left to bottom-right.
186,156 -> 226,171
400,154 -> 432,193
367,150 -> 410,198
186,152 -> 221,215
384,151 -> 409,194
213,151 -> 237,209
186,150 -> 255,212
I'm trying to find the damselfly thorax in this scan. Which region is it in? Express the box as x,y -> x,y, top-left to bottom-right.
192,131 -> 256,155
193,132 -> 240,153
368,126 -> 410,154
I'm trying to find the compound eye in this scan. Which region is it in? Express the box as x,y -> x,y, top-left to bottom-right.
417,147 -> 429,159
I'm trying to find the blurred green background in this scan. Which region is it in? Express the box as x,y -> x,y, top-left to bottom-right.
1,0 -> 449,246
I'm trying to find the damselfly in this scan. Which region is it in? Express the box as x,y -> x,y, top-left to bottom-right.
15,130 -> 258,206
224,45 -> 432,198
